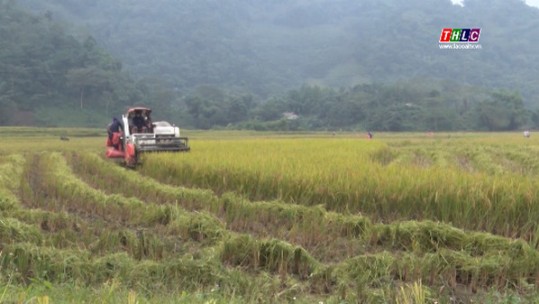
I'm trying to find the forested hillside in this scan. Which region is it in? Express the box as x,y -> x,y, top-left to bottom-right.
0,0 -> 172,126
4,0 -> 539,130
16,0 -> 539,101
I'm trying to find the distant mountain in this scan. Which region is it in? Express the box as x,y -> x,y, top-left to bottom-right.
14,0 -> 539,105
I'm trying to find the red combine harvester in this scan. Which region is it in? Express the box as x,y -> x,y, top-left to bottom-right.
106,107 -> 189,166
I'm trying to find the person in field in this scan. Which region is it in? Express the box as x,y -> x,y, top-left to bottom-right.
132,111 -> 147,133
107,117 -> 123,140
107,117 -> 123,150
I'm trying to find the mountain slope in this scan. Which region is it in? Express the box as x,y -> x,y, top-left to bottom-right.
0,0 -> 172,126
15,0 -> 539,105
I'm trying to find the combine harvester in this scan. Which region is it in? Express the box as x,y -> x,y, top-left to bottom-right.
106,107 -> 189,166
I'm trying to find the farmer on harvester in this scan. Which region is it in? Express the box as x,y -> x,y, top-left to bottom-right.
107,117 -> 123,149
132,110 -> 147,133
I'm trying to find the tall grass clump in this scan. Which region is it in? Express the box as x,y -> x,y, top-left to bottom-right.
0,218 -> 42,245
221,234 -> 318,278
396,280 -> 429,304
0,154 -> 25,211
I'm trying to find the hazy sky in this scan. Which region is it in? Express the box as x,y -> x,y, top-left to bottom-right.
526,0 -> 539,7
451,0 -> 539,7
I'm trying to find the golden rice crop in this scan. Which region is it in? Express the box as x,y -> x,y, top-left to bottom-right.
140,135 -> 539,240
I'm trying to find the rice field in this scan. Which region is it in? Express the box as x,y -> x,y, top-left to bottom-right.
2,128 -> 539,303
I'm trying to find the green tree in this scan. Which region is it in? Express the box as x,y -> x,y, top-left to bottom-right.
475,91 -> 528,131
66,67 -> 112,109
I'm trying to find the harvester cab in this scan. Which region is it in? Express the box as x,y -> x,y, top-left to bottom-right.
106,107 -> 190,166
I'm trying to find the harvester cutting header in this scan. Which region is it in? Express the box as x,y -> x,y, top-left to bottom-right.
106,107 -> 189,166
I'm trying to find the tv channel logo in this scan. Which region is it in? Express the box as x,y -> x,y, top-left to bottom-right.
439,28 -> 481,43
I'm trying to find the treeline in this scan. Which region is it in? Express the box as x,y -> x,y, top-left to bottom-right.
182,83 -> 533,132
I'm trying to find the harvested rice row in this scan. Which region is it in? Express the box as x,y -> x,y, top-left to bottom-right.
0,154 -> 25,211
66,151 -> 372,262
21,152 -> 172,226
17,152 -> 226,256
220,233 -> 539,298
69,152 -> 539,265
4,230 -> 537,303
